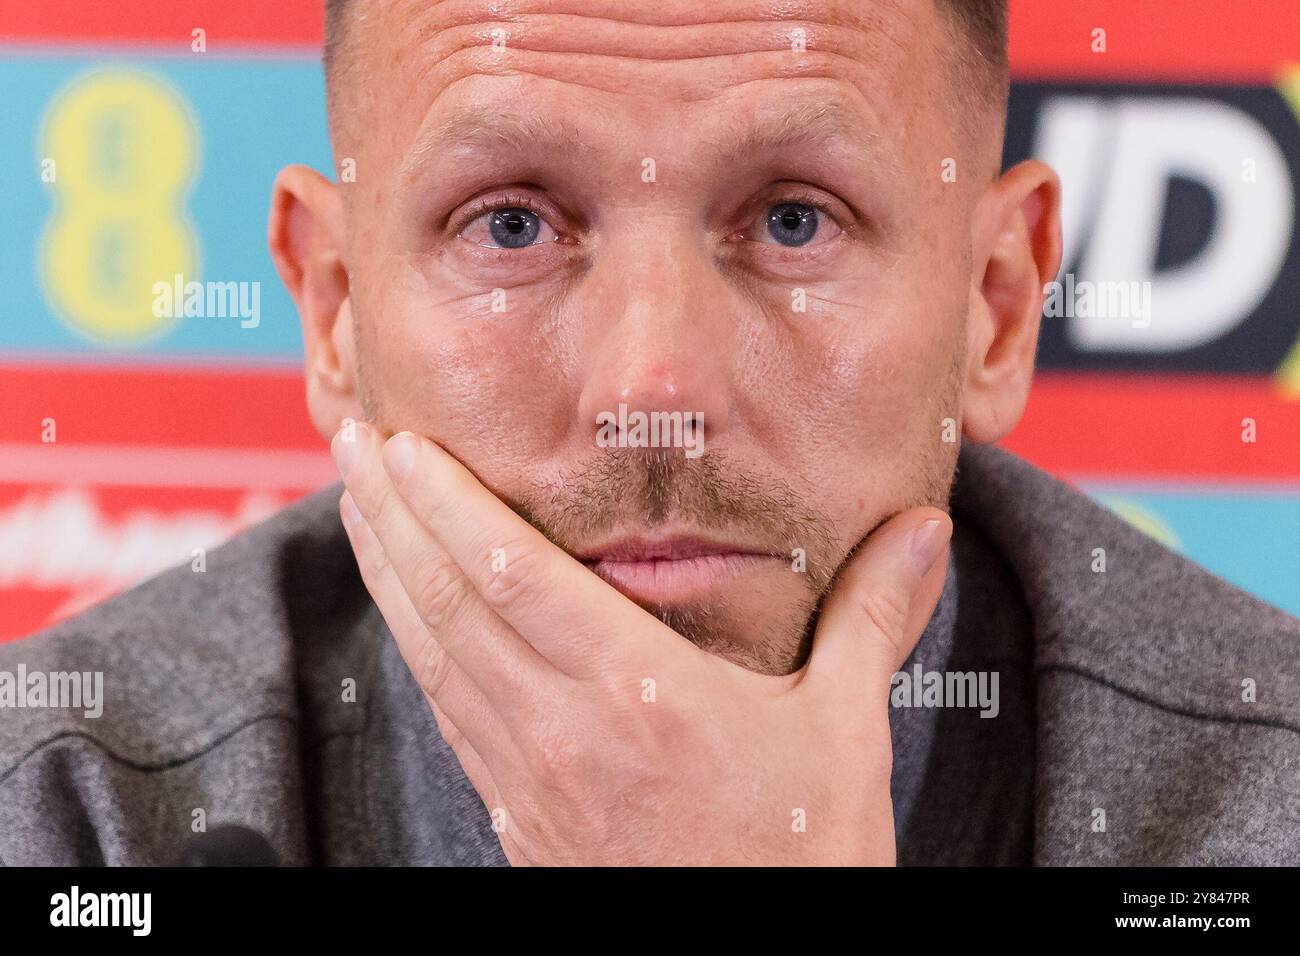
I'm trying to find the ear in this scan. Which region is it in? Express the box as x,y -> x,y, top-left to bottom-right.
267,164 -> 362,442
961,159 -> 1063,444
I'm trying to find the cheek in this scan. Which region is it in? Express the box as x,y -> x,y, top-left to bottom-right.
359,265 -> 578,480
768,278 -> 964,526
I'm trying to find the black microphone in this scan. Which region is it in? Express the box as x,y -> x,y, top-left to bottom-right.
176,825 -> 279,866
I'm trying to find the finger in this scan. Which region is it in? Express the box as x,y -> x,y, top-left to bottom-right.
381,429 -> 685,677
340,491 -> 521,768
800,507 -> 951,709
333,424 -> 558,710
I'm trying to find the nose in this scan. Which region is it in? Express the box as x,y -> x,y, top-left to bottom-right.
575,231 -> 735,456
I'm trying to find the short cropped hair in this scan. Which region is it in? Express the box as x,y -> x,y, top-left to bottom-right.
939,0 -> 1009,78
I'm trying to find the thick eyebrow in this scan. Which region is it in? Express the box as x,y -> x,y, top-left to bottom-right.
398,99 -> 895,184
400,108 -> 592,180
709,101 -> 876,156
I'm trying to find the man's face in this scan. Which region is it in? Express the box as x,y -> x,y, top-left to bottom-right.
335,0 -> 976,674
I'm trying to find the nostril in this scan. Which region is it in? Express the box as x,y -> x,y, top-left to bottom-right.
594,404 -> 708,459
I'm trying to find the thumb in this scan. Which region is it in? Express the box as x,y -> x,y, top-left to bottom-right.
803,506 -> 952,701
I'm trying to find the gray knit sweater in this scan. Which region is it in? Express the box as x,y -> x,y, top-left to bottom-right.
1,442 -> 1296,865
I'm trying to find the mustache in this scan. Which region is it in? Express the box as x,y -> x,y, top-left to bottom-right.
512,448 -> 838,592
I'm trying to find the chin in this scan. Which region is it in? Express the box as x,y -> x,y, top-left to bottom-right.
614,571 -> 820,676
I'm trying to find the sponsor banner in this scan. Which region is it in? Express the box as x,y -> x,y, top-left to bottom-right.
0,0 -> 322,50
1008,0 -> 1300,84
0,363 -> 331,641
0,484 -> 308,641
1006,81 -> 1300,380
1003,373 -> 1300,480
0,56 -> 329,358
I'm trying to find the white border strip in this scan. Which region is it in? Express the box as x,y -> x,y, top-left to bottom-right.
0,443 -> 337,490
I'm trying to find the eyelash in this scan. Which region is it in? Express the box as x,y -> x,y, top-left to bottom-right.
738,189 -> 843,242
451,188 -> 846,245
760,189 -> 837,220
451,190 -> 568,242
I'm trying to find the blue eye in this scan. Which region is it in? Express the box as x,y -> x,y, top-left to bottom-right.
489,208 -> 541,247
766,203 -> 820,247
460,206 -> 559,249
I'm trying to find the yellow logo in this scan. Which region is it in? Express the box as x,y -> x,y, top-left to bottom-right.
40,68 -> 200,344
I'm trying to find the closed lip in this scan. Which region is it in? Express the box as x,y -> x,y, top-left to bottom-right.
575,534 -> 778,563
576,533 -> 784,604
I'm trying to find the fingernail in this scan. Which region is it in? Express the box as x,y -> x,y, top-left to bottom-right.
331,422 -> 365,479
909,518 -> 949,577
340,491 -> 362,529
383,432 -> 419,485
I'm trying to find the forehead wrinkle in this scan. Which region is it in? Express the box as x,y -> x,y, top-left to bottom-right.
415,15 -> 885,66
366,0 -> 933,112
407,51 -> 891,110
381,0 -> 896,33
397,5 -> 925,86
348,0 -> 950,187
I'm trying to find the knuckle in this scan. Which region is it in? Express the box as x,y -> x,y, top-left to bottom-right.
592,662 -> 647,715
480,540 -> 543,613
432,710 -> 463,750
427,698 -> 469,754
358,543 -> 391,581
413,560 -> 469,628
528,719 -> 584,785
856,587 -> 910,645
415,636 -> 454,699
